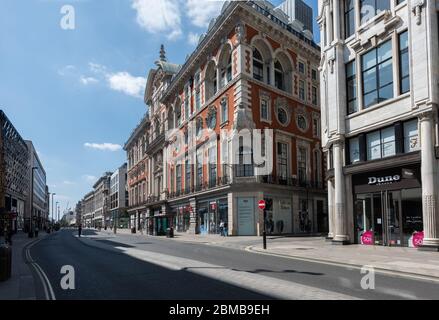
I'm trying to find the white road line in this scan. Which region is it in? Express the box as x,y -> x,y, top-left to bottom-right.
25,238 -> 57,301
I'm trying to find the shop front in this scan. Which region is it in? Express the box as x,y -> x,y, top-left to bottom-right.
352,165 -> 423,247
173,205 -> 191,233
197,198 -> 228,235
263,197 -> 293,235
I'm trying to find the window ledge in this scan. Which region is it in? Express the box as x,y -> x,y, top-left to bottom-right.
260,118 -> 272,125
346,93 -> 411,120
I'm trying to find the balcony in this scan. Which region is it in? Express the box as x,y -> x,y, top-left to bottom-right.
257,175 -> 324,190
168,176 -> 230,199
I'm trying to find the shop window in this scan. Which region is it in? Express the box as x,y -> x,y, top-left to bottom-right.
298,61 -> 305,74
176,164 -> 182,193
208,147 -> 217,188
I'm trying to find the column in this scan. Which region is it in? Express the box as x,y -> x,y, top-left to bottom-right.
327,178 -> 335,239
419,112 -> 439,250
333,0 -> 340,41
187,197 -> 198,234
332,140 -> 349,244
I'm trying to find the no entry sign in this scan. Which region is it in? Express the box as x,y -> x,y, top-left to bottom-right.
258,200 -> 266,210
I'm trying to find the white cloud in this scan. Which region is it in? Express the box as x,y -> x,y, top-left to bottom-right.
84,142 -> 122,152
186,0 -> 223,28
82,175 -> 97,183
188,32 -> 200,46
107,72 -> 146,98
88,63 -> 145,98
63,180 -> 76,185
80,76 -> 99,85
131,0 -> 182,40
58,65 -> 76,76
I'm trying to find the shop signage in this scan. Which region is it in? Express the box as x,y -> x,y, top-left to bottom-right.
361,230 -> 374,245
409,231 -> 424,248
368,175 -> 401,185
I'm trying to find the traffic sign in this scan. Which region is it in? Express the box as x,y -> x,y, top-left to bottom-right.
258,200 -> 266,210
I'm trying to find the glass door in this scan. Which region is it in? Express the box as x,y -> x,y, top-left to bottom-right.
385,191 -> 402,246
372,193 -> 384,245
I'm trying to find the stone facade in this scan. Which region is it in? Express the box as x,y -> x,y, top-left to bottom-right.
318,0 -> 439,249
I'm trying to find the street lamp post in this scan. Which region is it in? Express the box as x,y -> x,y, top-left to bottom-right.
51,193 -> 56,227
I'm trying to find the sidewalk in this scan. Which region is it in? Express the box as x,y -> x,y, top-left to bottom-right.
0,232 -> 47,300
248,237 -> 439,279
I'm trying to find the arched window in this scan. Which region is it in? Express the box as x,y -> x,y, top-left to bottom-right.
205,61 -> 217,101
175,102 -> 182,127
219,45 -> 233,88
253,48 -> 264,81
274,52 -> 293,93
274,60 -> 284,91
167,107 -> 174,130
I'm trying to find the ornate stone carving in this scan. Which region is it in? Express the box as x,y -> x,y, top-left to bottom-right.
235,23 -> 245,45
412,0 -> 425,26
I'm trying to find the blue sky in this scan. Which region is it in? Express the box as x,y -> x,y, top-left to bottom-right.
0,0 -> 318,215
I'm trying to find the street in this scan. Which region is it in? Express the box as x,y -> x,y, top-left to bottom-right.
28,230 -> 439,300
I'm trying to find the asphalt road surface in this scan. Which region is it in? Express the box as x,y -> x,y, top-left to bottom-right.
28,229 -> 439,300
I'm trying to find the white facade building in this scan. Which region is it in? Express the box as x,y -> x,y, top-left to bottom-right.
318,0 -> 439,250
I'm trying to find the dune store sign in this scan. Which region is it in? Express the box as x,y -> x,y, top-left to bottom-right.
368,175 -> 401,186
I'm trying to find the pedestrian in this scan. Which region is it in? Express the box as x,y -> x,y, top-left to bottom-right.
223,222 -> 228,237
78,224 -> 82,237
219,220 -> 225,237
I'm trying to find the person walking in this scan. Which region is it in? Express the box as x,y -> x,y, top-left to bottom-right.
78,224 -> 82,237
219,220 -> 225,237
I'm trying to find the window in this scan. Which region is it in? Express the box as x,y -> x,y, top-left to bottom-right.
399,31 -> 410,94
221,97 -> 228,123
360,0 -> 390,25
196,117 -> 203,137
274,61 -> 285,91
312,86 -> 318,105
207,107 -> 217,129
298,61 -> 305,74
253,49 -> 264,81
236,137 -> 254,177
277,142 -> 288,182
277,107 -> 289,126
298,147 -> 307,185
184,98 -> 189,121
260,98 -> 270,121
185,158 -> 191,192
349,137 -> 360,163
196,153 -> 203,188
344,0 -> 355,39
313,117 -> 320,137
297,114 -> 308,131
176,164 -> 182,193
195,88 -> 201,110
208,147 -> 217,187
299,80 -> 306,101
312,69 -> 318,81
221,55 -> 232,87
346,60 -> 357,114
366,127 -> 395,160
361,40 -> 393,108
404,120 -> 419,152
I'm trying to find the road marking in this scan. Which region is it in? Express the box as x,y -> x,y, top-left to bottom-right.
24,237 -> 57,301
245,246 -> 439,284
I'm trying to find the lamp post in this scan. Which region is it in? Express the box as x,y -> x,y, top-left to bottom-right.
51,193 -> 56,226
29,167 -> 38,238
